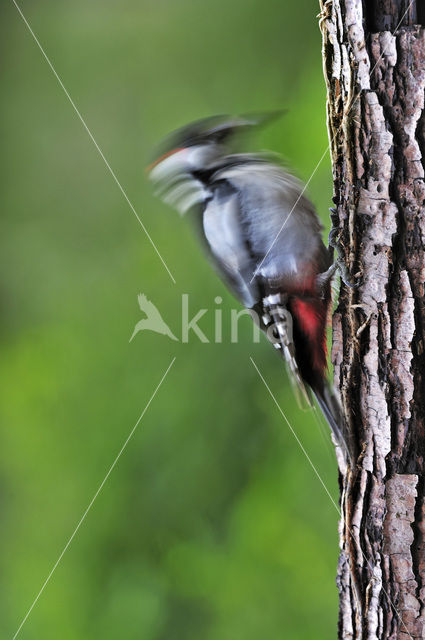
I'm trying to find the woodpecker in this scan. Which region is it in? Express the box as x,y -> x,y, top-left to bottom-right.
148,114 -> 348,459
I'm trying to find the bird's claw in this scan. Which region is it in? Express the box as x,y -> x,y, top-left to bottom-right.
337,261 -> 362,288
327,208 -> 361,288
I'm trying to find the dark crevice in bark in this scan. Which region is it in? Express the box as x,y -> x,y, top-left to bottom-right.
416,110 -> 425,176
363,1 -> 422,32
376,304 -> 388,385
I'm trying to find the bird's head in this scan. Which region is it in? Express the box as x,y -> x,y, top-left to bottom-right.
147,112 -> 283,214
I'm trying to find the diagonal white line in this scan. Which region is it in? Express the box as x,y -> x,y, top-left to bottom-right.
250,356 -> 414,640
250,356 -> 339,508
11,0 -> 176,285
12,357 -> 176,640
250,0 -> 415,284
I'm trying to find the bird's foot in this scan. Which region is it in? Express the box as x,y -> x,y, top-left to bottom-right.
335,259 -> 361,288
327,209 -> 361,288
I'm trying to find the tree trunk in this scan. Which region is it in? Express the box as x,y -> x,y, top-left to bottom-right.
319,1 -> 425,638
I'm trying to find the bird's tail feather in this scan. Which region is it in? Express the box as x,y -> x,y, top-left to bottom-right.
312,384 -> 352,463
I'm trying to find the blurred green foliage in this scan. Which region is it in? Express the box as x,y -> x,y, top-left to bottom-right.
0,1 -> 340,638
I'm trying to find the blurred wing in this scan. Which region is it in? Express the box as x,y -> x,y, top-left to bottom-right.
199,182 -> 259,308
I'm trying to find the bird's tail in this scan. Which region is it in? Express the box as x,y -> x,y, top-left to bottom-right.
311,383 -> 352,464
262,292 -> 352,464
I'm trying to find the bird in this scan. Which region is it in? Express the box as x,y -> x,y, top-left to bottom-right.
129,293 -> 178,342
148,113 -> 349,460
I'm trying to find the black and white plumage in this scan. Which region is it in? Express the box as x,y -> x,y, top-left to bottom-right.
148,114 -> 348,459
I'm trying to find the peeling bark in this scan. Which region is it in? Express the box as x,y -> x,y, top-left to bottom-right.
320,1 -> 425,637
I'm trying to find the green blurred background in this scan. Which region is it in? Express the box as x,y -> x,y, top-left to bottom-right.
0,1 -> 340,638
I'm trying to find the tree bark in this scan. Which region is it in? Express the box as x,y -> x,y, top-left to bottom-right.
319,1 -> 425,638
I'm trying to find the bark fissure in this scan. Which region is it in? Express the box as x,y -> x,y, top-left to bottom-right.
320,1 -> 425,637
